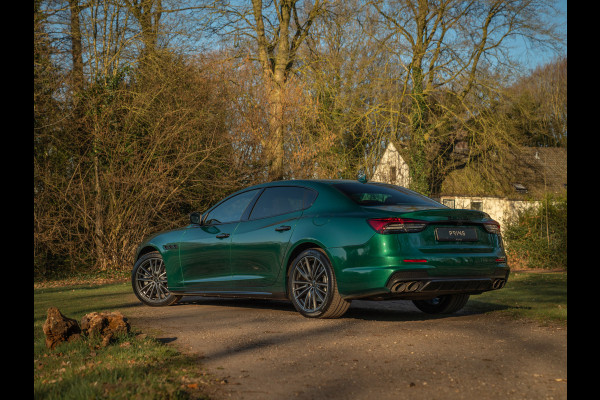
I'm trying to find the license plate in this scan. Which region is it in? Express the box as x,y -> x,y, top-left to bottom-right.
435,227 -> 478,242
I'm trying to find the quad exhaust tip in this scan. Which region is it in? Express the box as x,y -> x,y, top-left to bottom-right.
392,279 -> 506,292
392,281 -> 422,293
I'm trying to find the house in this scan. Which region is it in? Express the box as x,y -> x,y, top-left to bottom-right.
371,142 -> 567,227
371,142 -> 411,187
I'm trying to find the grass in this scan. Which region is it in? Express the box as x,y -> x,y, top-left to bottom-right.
468,271 -> 567,324
34,271 -> 567,398
34,282 -> 214,399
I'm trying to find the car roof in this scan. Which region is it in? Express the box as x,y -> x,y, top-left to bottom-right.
249,179 -> 365,189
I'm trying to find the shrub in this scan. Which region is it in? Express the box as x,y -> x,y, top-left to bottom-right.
503,194 -> 567,270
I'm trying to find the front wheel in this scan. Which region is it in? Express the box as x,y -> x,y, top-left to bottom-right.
412,294 -> 470,314
132,251 -> 182,307
288,248 -> 350,319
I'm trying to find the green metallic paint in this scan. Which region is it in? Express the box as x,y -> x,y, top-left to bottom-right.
230,209 -> 302,287
134,179 -> 508,301
134,227 -> 187,290
178,222 -> 237,290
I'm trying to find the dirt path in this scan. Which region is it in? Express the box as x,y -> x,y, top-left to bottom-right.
124,295 -> 566,400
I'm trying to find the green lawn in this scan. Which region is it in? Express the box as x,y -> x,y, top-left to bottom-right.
467,271 -> 567,324
34,282 -> 213,400
34,271 -> 566,398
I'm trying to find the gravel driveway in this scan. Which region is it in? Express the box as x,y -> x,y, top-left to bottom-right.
125,294 -> 566,400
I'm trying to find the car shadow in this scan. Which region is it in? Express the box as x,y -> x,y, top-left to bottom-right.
174,296 -> 295,312
347,299 -> 515,321
156,337 -> 178,344
171,296 -> 516,322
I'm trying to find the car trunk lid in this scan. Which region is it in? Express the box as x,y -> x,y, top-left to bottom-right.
364,207 -> 501,276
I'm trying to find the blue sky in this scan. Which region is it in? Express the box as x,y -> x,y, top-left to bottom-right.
513,0 -> 567,70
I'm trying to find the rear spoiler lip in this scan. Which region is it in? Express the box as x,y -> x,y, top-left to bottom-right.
423,219 -> 488,225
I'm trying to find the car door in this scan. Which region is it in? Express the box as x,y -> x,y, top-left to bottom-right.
179,189 -> 261,290
230,186 -> 318,288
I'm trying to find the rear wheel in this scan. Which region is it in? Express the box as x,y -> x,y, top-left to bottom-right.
412,294 -> 470,314
132,251 -> 182,307
288,249 -> 350,319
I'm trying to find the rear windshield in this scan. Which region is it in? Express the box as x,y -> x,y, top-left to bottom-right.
332,182 -> 444,208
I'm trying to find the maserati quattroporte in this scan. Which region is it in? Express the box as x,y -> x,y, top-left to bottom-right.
132,180 -> 509,318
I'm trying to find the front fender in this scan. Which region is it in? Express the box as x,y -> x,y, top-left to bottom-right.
134,227 -> 188,290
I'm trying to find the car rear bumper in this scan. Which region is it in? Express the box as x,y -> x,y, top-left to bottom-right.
337,265 -> 510,300
384,266 -> 509,298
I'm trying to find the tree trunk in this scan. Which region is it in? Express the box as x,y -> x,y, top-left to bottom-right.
127,0 -> 161,58
69,0 -> 84,92
267,87 -> 285,180
251,0 -> 322,181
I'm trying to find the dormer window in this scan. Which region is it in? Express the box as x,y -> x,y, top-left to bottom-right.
513,183 -> 528,193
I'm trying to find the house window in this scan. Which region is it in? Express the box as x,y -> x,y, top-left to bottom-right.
470,201 -> 482,211
389,166 -> 397,183
442,199 -> 455,208
513,183 -> 528,193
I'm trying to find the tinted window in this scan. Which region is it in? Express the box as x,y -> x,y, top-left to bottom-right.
250,187 -> 316,220
205,189 -> 260,224
332,182 -> 443,207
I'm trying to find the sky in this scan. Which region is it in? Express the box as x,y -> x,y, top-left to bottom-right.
512,0 -> 567,71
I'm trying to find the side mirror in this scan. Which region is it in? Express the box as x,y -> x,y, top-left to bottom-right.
189,212 -> 202,225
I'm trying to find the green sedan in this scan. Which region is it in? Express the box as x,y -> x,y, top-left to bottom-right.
132,179 -> 509,318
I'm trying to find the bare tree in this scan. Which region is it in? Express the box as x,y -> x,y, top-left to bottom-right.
68,0 -> 85,91
197,0 -> 328,180
369,0 -> 564,195
34,0 -> 249,274
297,0 -> 394,179
503,56 -> 567,147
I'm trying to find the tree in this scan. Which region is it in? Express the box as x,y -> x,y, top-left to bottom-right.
370,0 -> 564,195
199,0 -> 328,180
504,57 -> 567,147
34,0 -> 249,275
298,0 -> 393,179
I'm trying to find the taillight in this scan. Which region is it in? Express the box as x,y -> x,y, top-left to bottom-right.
483,220 -> 501,235
367,218 -> 428,234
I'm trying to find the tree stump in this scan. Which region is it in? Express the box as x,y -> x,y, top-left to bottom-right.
42,307 -> 82,349
81,311 -> 130,346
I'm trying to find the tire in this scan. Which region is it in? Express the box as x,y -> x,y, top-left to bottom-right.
132,251 -> 182,307
287,248 -> 350,319
412,294 -> 470,314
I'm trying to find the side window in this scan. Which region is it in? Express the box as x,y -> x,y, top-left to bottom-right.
205,189 -> 259,225
442,199 -> 455,208
470,201 -> 482,211
250,187 -> 316,220
302,188 -> 318,209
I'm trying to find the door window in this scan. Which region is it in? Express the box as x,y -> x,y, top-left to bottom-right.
205,189 -> 260,225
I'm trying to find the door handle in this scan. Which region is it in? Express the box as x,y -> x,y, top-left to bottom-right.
275,225 -> 291,232
216,233 -> 230,239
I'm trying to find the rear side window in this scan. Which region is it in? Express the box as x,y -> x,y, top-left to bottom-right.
250,187 -> 317,220
332,182 -> 443,208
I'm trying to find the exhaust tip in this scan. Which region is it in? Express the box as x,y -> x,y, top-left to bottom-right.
392,282 -> 407,292
492,279 -> 505,289
405,281 -> 421,292
391,281 -> 423,293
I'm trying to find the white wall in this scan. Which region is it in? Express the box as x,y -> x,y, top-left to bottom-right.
440,196 -> 540,227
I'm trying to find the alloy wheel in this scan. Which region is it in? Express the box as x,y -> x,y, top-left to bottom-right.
134,257 -> 171,302
291,255 -> 329,313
